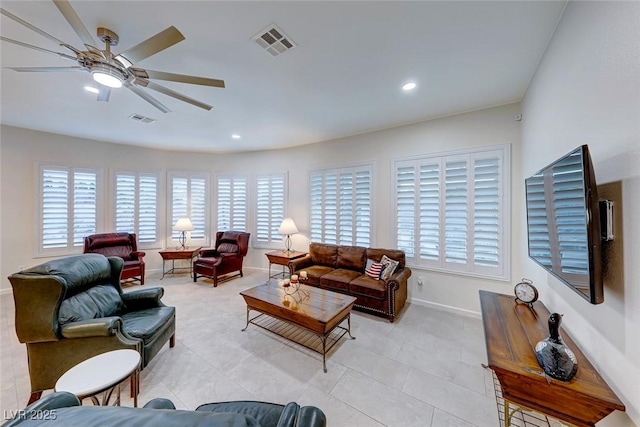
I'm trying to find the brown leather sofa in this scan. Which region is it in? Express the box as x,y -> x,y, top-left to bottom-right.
194,231 -> 250,287
84,232 -> 146,284
8,254 -> 175,404
289,243 -> 411,322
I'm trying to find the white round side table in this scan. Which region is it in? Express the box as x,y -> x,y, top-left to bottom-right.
55,349 -> 141,407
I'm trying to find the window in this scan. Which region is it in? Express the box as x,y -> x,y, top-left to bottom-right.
254,173 -> 286,248
168,172 -> 209,246
113,172 -> 160,248
38,165 -> 101,255
394,145 -> 510,280
216,175 -> 248,231
309,165 -> 372,246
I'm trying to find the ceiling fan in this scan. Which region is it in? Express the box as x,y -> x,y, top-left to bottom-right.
0,0 -> 225,113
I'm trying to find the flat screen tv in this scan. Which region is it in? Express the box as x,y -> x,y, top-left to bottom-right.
525,145 -> 603,304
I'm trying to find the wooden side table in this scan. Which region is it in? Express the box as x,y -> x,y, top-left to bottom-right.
265,250 -> 306,282
159,247 -> 202,279
55,349 -> 141,407
480,291 -> 625,427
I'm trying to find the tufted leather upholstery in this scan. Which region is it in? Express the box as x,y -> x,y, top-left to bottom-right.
193,231 -> 250,287
84,233 -> 146,285
8,255 -> 175,405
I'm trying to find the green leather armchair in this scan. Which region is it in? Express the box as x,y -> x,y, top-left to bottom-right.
8,254 -> 176,404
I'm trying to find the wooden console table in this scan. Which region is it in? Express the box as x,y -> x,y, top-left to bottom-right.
479,291 -> 625,427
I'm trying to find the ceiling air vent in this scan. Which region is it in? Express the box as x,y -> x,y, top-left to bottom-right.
252,24 -> 297,57
129,114 -> 155,124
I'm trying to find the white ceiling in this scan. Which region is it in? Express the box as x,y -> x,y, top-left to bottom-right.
0,1 -> 566,153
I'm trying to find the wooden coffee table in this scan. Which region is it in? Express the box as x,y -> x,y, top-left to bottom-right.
240,284 -> 356,372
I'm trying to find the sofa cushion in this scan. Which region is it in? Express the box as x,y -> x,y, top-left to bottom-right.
303,266 -> 335,286
320,269 -> 361,292
309,243 -> 338,267
366,248 -> 406,269
59,285 -> 125,325
379,255 -> 400,281
196,401 -> 285,427
349,275 -> 387,300
121,306 -> 176,341
364,259 -> 384,280
337,246 -> 366,271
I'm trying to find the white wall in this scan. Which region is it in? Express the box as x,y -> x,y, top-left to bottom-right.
1,102 -> 522,317
521,1 -> 640,425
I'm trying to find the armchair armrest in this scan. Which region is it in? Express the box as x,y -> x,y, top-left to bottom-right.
131,251 -> 146,260
199,249 -> 220,258
276,402 -> 300,427
121,287 -> 165,311
296,406 -> 327,427
288,255 -> 313,273
60,317 -> 123,338
143,398 -> 176,410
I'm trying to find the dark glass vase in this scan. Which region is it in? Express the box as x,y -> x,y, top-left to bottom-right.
534,313 -> 578,381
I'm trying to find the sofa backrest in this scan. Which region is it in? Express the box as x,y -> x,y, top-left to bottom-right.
309,243 -> 338,267
366,248 -> 406,269
84,233 -> 137,260
337,246 -> 367,271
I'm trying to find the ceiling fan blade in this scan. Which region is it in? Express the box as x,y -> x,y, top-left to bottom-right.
126,83 -> 171,113
52,0 -> 96,49
136,78 -> 212,111
0,7 -> 82,54
97,86 -> 110,102
142,69 -> 225,88
6,66 -> 85,72
0,36 -> 77,61
116,26 -> 184,66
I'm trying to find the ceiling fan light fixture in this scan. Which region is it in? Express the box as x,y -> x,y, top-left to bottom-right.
91,63 -> 125,88
114,55 -> 133,69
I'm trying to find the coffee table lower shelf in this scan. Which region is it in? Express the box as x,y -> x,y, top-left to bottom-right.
241,311 -> 355,373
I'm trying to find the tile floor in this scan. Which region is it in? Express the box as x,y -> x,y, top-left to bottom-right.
1,269 -> 505,426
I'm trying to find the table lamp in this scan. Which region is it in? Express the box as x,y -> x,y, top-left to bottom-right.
278,218 -> 298,252
174,218 -> 193,250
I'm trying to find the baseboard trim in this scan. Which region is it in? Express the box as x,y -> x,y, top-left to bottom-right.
0,287 -> 13,297
409,297 -> 481,319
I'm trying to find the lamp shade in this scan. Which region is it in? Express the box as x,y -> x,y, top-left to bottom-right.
173,218 -> 194,232
278,218 -> 298,235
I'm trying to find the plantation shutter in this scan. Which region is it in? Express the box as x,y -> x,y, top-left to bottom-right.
114,172 -> 158,246
40,165 -> 100,254
394,145 -> 509,280
42,168 -> 69,249
472,154 -> 502,273
216,175 -> 247,231
309,165 -> 372,246
190,177 -> 206,239
444,158 -> 468,265
138,174 -> 158,244
255,174 -> 286,246
396,166 -> 415,257
115,174 -> 136,233
170,173 -> 209,245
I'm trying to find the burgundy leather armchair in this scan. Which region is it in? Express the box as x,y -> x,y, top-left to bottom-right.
193,231 -> 250,287
84,233 -> 146,285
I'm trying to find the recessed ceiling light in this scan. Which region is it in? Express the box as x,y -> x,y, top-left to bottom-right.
402,82 -> 417,91
232,134 -> 241,139
84,86 -> 99,94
